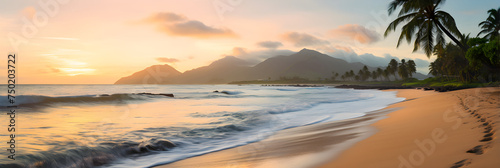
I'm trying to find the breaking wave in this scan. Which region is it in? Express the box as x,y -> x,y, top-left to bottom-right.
0,93 -> 174,107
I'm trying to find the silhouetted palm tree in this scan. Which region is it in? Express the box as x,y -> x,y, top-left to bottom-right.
349,70 -> 355,80
478,7 -> 500,39
371,70 -> 378,80
398,59 -> 409,80
385,0 -> 468,56
388,59 -> 399,79
376,68 -> 384,80
407,60 -> 417,77
383,69 -> 390,81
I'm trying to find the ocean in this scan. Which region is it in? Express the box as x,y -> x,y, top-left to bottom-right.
0,85 -> 404,168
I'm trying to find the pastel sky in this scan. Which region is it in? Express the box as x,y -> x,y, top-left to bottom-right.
0,0 -> 498,84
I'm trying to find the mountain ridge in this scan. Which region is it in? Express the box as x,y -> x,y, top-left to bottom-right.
114,64 -> 181,84
114,49 -> 426,84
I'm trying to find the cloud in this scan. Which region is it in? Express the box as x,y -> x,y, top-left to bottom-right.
231,47 -> 248,56
158,20 -> 236,38
22,6 -> 36,18
41,50 -> 95,76
225,47 -> 295,65
144,12 -> 187,23
281,32 -> 330,47
156,57 -> 179,63
327,49 -> 430,73
143,12 -> 236,38
56,68 -> 95,76
256,41 -> 283,49
332,45 -> 354,53
330,24 -> 380,44
413,58 -> 431,68
328,50 -> 397,67
414,58 -> 431,73
50,67 -> 61,73
39,37 -> 79,41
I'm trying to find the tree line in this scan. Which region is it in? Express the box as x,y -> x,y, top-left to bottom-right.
385,0 -> 499,83
333,59 -> 417,82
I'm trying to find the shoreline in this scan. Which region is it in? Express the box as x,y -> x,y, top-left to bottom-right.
155,108 -> 399,168
321,87 -> 500,168
153,89 -> 405,168
155,87 -> 499,168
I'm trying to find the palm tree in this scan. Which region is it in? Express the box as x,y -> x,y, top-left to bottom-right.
383,69 -> 390,81
385,0 -> 468,56
432,42 -> 472,81
358,70 -> 365,81
361,66 -> 370,81
398,59 -> 409,80
429,60 -> 442,77
407,60 -> 417,77
343,71 -> 350,81
349,70 -> 355,80
371,70 -> 379,81
331,72 -> 339,81
376,68 -> 384,80
388,59 -> 399,79
355,75 -> 360,81
478,7 -> 500,39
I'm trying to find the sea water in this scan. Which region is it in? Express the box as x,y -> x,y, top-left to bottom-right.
0,84 -> 404,168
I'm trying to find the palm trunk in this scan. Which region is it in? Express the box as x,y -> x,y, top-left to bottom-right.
433,20 -> 469,51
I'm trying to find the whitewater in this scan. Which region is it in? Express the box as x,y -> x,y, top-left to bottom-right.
0,84 -> 404,168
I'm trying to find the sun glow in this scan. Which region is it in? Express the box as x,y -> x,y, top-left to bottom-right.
0,0 -> 493,84
57,68 -> 95,76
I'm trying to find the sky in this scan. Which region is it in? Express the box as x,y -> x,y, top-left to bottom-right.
0,0 -> 498,84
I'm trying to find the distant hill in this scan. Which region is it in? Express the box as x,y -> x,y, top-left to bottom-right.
252,49 -> 367,80
115,48 -> 427,84
412,72 -> 431,80
169,56 -> 254,84
114,64 -> 181,84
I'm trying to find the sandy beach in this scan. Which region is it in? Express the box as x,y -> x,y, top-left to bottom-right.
322,87 -> 500,168
157,87 -> 499,168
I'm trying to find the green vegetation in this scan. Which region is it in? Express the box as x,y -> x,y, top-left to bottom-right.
339,59 -> 417,82
386,0 -> 500,88
385,0 -> 468,56
233,2 -> 499,91
229,78 -> 407,85
231,58 -> 419,86
404,77 -> 482,87
478,7 -> 500,39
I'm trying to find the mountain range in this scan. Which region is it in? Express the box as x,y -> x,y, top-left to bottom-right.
115,48 -> 427,84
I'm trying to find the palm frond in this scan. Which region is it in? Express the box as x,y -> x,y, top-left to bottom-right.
435,11 -> 462,37
397,14 -> 425,47
413,21 -> 427,52
388,0 -> 410,15
478,7 -> 500,39
398,0 -> 422,16
435,25 -> 446,50
384,12 -> 418,37
424,21 -> 435,56
478,29 -> 491,37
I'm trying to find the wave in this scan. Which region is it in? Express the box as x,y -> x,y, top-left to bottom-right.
0,139 -> 176,168
276,88 -> 298,91
212,90 -> 243,95
0,93 -> 174,107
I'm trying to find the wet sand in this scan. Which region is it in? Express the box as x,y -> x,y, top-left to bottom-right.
321,87 -> 500,168
156,88 -> 500,168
